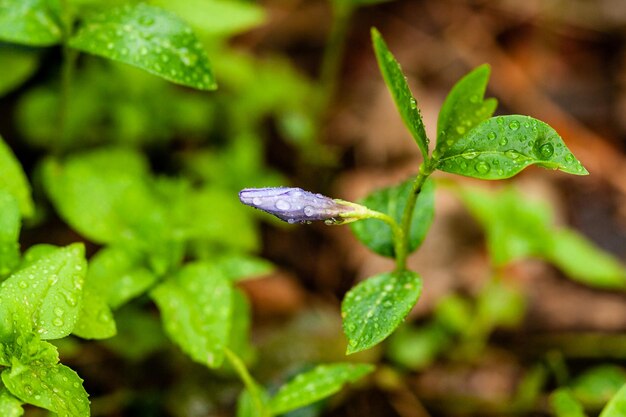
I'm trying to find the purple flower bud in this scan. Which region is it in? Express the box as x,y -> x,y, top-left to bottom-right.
239,187 -> 356,224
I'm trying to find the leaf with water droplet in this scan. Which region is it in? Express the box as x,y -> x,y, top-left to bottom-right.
350,178 -> 435,258
0,191 -> 20,279
342,271 -> 423,354
0,0 -> 62,46
269,363 -> 374,415
0,244 -> 86,340
150,261 -> 232,368
599,383 -> 626,417
0,387 -> 23,417
1,363 -> 89,417
436,115 -> 588,179
71,283 -> 116,340
0,135 -> 34,218
436,64 -> 497,153
69,3 -> 216,90
371,28 -> 429,159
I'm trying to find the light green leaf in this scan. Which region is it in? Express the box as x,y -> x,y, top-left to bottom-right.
342,271 -> 422,354
546,229 -> 626,290
350,178 -> 434,258
436,64 -> 497,153
371,28 -> 429,159
72,285 -> 116,340
152,0 -> 266,37
151,262 -> 232,368
2,363 -> 89,417
269,363 -> 374,415
236,387 -> 270,417
0,387 -> 23,417
0,191 -> 20,278
600,383 -> 626,417
0,135 -> 34,218
20,244 -> 57,268
476,279 -> 526,329
437,115 -> 588,179
227,289 -> 254,363
0,0 -> 62,46
212,253 -> 273,281
550,389 -> 587,417
69,3 -> 216,90
387,323 -> 448,370
571,366 -> 626,409
0,45 -> 39,97
0,244 -> 86,340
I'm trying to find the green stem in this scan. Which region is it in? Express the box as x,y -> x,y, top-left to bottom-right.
224,348 -> 270,417
395,160 -> 435,271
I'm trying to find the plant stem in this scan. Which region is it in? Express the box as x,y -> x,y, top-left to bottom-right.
224,347 -> 270,417
395,160 -> 435,271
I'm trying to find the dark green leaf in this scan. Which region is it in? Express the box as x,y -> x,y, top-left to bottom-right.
0,244 -> 86,340
0,135 -> 34,218
0,387 -> 23,417
269,363 -> 374,415
371,28 -> 429,159
571,366 -> 626,409
350,178 -> 434,258
436,64 -> 497,153
1,363 -> 89,417
0,45 -> 39,97
342,270 -> 422,354
69,3 -> 216,90
600,383 -> 626,417
0,0 -> 62,46
0,191 -> 20,278
151,262 -> 232,368
550,389 -> 587,417
437,115 -> 588,179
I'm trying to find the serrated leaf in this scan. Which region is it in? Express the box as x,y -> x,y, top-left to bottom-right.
600,383 -> 626,417
436,64 -> 497,152
0,244 -> 86,340
0,191 -> 20,278
342,271 -> 422,354
546,229 -> 626,290
371,28 -> 429,159
0,45 -> 40,97
69,3 -> 216,90
151,262 -> 232,368
0,387 -> 23,417
350,178 -> 435,258
571,366 -> 626,409
437,115 -> 588,179
269,363 -> 374,415
0,135 -> 34,218
2,363 -> 89,417
550,389 -> 587,417
0,0 -> 62,46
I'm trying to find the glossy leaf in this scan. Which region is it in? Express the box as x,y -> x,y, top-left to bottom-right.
269,363 -> 374,415
350,178 -> 435,258
0,387 -> 23,417
0,191 -> 20,278
371,28 -> 429,159
0,46 -> 39,97
600,383 -> 626,417
436,64 -> 497,153
1,363 -> 89,417
0,0 -> 62,46
342,271 -> 422,354
151,262 -> 232,368
0,135 -> 34,218
437,115 -> 588,179
69,3 -> 216,90
571,366 -> 626,409
550,389 -> 587,417
0,244 -> 86,340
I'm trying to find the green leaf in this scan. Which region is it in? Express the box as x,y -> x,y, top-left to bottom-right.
151,262 -> 232,368
69,3 -> 216,90
0,191 -> 20,278
72,285 -> 116,340
152,0 -> 266,37
227,289 -> 254,363
387,323 -> 448,370
436,64 -> 497,153
0,45 -> 40,97
371,28 -> 429,159
350,178 -> 435,258
0,386 -> 23,417
550,389 -> 587,417
2,363 -> 89,417
437,115 -> 588,179
269,363 -> 374,415
545,229 -> 626,290
342,271 -> 423,354
212,253 -> 273,281
476,279 -> 526,329
571,366 -> 626,409
0,244 -> 86,340
0,135 -> 34,218
600,383 -> 626,417
0,0 -> 62,46
236,387 -> 270,417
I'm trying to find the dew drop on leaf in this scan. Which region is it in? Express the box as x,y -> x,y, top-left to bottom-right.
565,153 -> 575,163
487,131 -> 496,140
499,137 -> 508,146
538,143 -> 554,158
509,120 -> 520,130
505,150 -> 521,159
474,161 -> 491,174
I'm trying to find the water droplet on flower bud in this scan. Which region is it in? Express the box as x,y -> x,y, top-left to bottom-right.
275,200 -> 290,211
